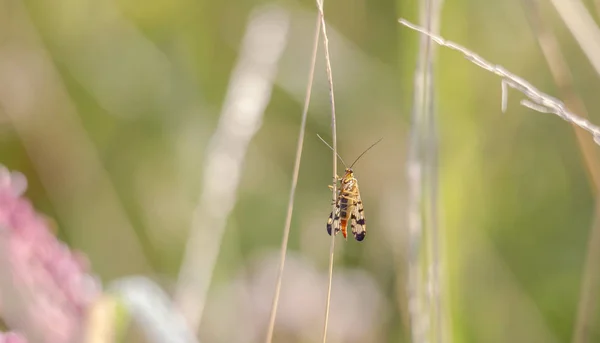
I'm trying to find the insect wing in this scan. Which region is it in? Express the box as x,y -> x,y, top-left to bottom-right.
350,192 -> 366,241
327,202 -> 342,236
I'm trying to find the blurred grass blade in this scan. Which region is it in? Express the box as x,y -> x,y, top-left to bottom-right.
0,0 -> 151,279
110,276 -> 199,343
174,4 -> 290,333
84,295 -> 123,343
547,0 -> 600,78
406,0 -> 444,342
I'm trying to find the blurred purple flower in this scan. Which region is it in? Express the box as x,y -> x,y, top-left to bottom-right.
0,165 -> 101,343
0,332 -> 27,343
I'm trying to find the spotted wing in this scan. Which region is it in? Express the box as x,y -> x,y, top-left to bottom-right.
350,192 -> 366,241
327,201 -> 342,236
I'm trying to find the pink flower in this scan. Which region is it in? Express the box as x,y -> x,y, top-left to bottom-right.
0,165 -> 101,343
0,332 -> 27,343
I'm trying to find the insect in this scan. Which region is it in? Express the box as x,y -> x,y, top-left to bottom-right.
317,134 -> 382,241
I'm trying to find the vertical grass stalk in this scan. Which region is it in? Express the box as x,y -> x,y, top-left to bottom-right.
314,0 -> 339,342
406,0 -> 444,342
264,9 -> 322,343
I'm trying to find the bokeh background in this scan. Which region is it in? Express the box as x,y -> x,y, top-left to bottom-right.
1,0 -> 600,342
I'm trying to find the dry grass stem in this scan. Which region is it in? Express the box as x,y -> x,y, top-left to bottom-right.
314,0 -> 339,342
407,2 -> 430,343
174,6 -> 290,332
264,10 -> 322,343
398,18 -> 600,144
406,1 -> 445,342
572,200 -> 600,343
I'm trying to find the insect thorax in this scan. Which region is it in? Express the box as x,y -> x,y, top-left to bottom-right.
341,176 -> 356,192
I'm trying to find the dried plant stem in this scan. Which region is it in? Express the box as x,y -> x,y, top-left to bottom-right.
315,0 -> 338,342
572,200 -> 600,343
264,11 -> 322,343
323,229 -> 336,343
398,18 -> 600,144
406,1 -> 444,342
520,2 -> 600,342
423,0 -> 444,342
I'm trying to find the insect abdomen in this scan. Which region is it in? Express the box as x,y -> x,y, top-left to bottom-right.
339,193 -> 354,239
339,196 -> 350,219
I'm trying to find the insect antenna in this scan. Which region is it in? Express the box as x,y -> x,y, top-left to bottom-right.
317,134 -> 348,168
349,137 -> 383,168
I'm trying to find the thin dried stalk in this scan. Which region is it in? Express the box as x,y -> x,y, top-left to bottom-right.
398,18 -> 600,144
406,0 -> 445,343
315,0 -> 339,342
572,200 -> 600,343
423,0 -> 445,342
264,10 -> 322,343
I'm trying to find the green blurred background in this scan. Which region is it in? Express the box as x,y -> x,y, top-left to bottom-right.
1,0 -> 600,342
